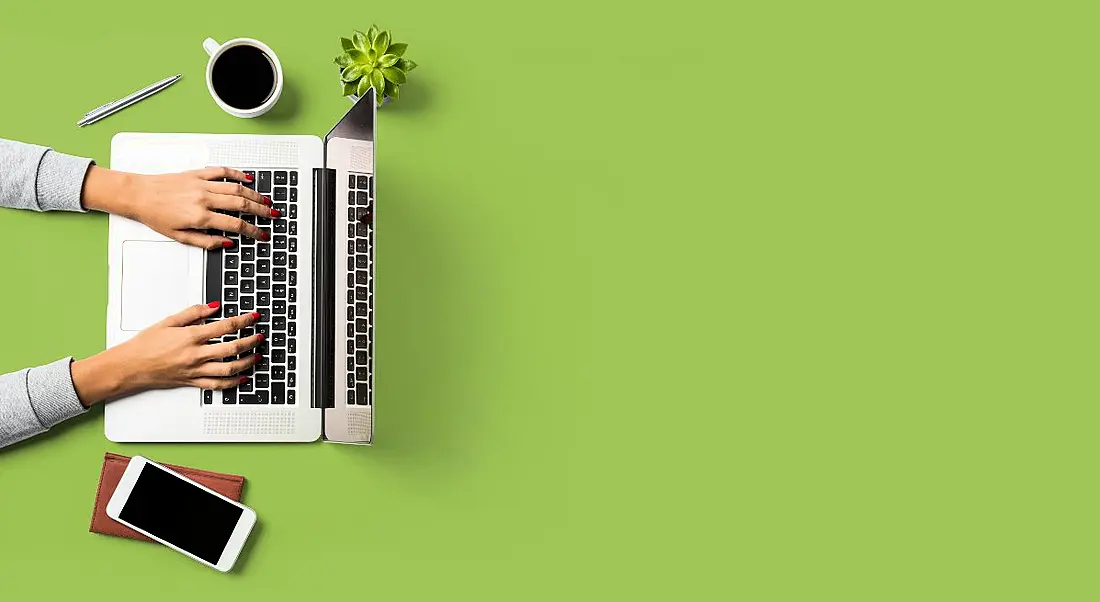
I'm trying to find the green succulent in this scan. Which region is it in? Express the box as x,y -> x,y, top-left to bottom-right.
334,25 -> 418,106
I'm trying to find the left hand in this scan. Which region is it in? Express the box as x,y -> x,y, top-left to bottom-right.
83,166 -> 280,249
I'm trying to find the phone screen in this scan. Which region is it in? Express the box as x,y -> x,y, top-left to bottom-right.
119,463 -> 244,564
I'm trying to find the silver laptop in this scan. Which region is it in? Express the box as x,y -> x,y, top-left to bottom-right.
104,92 -> 377,444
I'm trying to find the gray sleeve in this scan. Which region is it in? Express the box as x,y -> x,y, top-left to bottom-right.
0,358 -> 88,449
0,138 -> 94,212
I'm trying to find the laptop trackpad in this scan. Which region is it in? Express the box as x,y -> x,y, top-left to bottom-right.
121,241 -> 192,331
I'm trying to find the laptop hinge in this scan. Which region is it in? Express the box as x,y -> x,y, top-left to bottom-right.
311,167 -> 337,411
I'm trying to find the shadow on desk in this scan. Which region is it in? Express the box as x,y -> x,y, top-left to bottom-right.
338,169 -> 473,482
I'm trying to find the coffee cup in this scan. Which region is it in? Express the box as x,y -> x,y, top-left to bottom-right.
202,37 -> 283,118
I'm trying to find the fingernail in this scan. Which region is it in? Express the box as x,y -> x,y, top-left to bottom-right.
261,231 -> 270,241
253,354 -> 261,361
263,196 -> 272,206
222,240 -> 234,248
251,312 -> 261,320
207,301 -> 221,309
257,333 -> 266,342
244,174 -> 254,181
240,376 -> 248,384
270,209 -> 281,218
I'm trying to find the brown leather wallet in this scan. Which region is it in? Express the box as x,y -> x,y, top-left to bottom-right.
89,452 -> 246,542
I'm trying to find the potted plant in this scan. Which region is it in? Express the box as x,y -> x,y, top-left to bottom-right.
334,25 -> 418,106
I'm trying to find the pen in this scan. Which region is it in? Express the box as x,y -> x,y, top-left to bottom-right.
78,74 -> 182,127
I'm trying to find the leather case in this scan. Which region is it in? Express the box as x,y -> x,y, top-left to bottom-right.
89,452 -> 246,542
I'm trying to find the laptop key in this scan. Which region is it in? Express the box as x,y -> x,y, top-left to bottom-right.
356,239 -> 369,253
290,188 -> 297,202
356,302 -> 369,316
273,235 -> 287,249
273,252 -> 287,266
255,390 -> 269,404
356,366 -> 369,380
272,365 -> 286,380
257,171 -> 272,193
356,335 -> 369,348
289,255 -> 297,269
273,187 -> 287,201
239,394 -> 258,404
288,355 -> 296,370
242,247 -> 255,262
288,339 -> 296,353
258,259 -> 271,273
224,304 -> 237,316
258,276 -> 271,290
240,295 -> 254,310
348,175 -> 356,189
289,271 -> 297,286
225,288 -> 239,301
288,304 -> 296,319
357,175 -> 369,189
273,268 -> 286,282
274,220 -> 287,234
357,191 -> 369,205
223,389 -> 237,404
355,318 -> 369,333
289,221 -> 297,235
273,317 -> 287,331
257,292 -> 271,307
356,255 -> 369,268
225,255 -> 240,269
203,390 -> 213,404
287,390 -> 295,404
289,171 -> 298,186
258,243 -> 271,258
288,373 -> 295,387
256,374 -> 269,388
273,300 -> 286,314
225,271 -> 239,285
274,171 -> 287,185
356,350 -> 369,364
241,279 -> 254,293
355,271 -> 369,285
271,382 -> 285,404
356,383 -> 369,405
239,379 -> 253,392
347,390 -> 355,405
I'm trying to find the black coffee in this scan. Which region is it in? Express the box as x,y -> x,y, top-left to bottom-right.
211,45 -> 276,110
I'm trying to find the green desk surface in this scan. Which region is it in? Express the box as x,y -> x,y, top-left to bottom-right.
1,1 -> 1097,599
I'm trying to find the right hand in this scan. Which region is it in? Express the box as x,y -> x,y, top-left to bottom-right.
71,302 -> 264,406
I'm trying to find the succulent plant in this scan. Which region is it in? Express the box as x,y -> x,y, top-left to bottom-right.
334,25 -> 418,106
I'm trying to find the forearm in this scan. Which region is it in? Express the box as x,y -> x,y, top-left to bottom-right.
70,346 -> 142,406
0,358 -> 87,449
0,139 -> 93,212
81,166 -> 139,218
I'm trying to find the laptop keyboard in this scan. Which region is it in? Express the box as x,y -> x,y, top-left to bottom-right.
344,173 -> 374,406
203,169 -> 300,406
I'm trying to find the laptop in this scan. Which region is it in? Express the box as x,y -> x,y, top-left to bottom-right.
104,91 -> 377,444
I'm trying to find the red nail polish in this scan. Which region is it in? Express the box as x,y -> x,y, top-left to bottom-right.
253,354 -> 262,361
270,209 -> 281,218
263,196 -> 272,206
221,240 -> 234,248
257,333 -> 266,342
240,376 -> 248,384
207,301 -> 221,309
262,231 -> 271,241
244,174 -> 254,181
251,312 -> 261,320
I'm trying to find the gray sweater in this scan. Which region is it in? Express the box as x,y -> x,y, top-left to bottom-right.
0,139 -> 96,449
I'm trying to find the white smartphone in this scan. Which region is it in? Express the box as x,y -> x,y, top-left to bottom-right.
106,456 -> 257,572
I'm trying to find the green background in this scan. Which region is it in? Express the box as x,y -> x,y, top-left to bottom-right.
0,0 -> 1095,599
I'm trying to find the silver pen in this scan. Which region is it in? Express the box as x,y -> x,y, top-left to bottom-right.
78,74 -> 182,127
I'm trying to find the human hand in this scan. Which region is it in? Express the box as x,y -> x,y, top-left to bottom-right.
71,302 -> 264,406
82,166 -> 280,249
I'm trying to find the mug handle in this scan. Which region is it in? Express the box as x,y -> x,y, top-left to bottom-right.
202,38 -> 221,56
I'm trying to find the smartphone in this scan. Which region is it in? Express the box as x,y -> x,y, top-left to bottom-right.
106,456 -> 257,572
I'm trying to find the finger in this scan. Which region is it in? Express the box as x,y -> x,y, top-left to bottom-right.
192,376 -> 249,391
194,353 -> 260,377
196,311 -> 260,340
203,334 -> 265,361
173,229 -> 234,250
207,193 -> 274,219
207,181 -> 271,207
205,213 -> 269,242
194,166 -> 254,184
160,302 -> 221,328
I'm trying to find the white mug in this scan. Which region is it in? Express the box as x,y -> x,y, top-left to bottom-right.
202,37 -> 284,118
